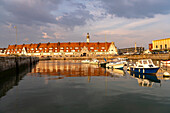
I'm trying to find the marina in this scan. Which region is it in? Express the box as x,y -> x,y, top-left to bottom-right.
0,60 -> 170,113
0,1 -> 170,112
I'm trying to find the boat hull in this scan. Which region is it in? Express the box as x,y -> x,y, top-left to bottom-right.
81,61 -> 90,63
130,67 -> 159,74
106,63 -> 124,69
89,62 -> 99,65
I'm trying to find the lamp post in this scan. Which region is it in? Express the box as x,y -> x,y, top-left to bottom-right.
14,26 -> 17,44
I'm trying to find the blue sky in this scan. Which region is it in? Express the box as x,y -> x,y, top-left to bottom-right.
0,0 -> 170,49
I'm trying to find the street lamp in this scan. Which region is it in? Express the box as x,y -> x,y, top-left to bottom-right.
14,26 -> 17,44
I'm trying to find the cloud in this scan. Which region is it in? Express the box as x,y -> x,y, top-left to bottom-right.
98,0 -> 170,18
0,0 -> 94,30
23,38 -> 29,42
42,32 -> 53,39
0,0 -> 62,25
56,9 -> 94,30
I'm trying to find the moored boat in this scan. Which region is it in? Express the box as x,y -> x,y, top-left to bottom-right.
89,59 -> 99,65
81,59 -> 90,63
106,58 -> 127,69
106,62 -> 124,69
130,59 -> 159,74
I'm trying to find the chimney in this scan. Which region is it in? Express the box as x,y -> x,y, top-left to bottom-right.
86,33 -> 90,43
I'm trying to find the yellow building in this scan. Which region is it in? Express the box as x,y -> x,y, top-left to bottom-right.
152,38 -> 170,50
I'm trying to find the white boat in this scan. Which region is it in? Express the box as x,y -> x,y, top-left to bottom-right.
81,60 -> 90,63
89,59 -> 99,65
130,59 -> 159,74
106,62 -> 124,69
106,58 -> 127,69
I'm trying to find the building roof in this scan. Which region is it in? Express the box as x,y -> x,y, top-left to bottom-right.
153,38 -> 170,42
6,42 -> 115,54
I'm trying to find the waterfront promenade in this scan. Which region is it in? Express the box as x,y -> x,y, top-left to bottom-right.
39,53 -> 170,60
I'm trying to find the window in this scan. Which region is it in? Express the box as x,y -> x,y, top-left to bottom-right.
75,47 -> 79,49
60,50 -> 64,52
94,50 -> 98,52
66,50 -> 69,52
70,47 -> 72,49
90,47 -> 94,49
143,61 -> 147,64
55,47 -> 57,49
139,61 -> 142,64
39,48 -> 43,50
165,44 -> 167,49
49,48 -> 53,49
36,51 -> 39,53
97,47 -> 99,49
101,47 -> 105,49
156,45 -> 158,48
66,47 -> 69,49
160,45 -> 162,49
71,50 -> 75,52
31,48 -> 34,50
55,50 -> 58,52
60,47 -> 64,49
49,50 -> 53,52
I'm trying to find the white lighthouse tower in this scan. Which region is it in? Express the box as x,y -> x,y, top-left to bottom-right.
87,33 -> 90,43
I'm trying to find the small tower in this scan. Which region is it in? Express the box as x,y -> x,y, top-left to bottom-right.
87,33 -> 90,43
135,42 -> 137,52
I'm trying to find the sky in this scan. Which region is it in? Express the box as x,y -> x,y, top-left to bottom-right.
0,0 -> 170,49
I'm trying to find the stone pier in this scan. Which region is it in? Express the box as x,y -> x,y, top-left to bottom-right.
0,56 -> 39,72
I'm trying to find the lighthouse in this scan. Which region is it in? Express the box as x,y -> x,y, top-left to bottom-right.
87,33 -> 90,43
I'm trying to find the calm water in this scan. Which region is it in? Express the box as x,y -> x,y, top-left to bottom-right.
0,60 -> 170,113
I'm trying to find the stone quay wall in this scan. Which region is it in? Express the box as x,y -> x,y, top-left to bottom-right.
0,56 -> 39,72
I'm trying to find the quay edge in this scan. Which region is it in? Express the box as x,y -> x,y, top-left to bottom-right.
0,56 -> 39,73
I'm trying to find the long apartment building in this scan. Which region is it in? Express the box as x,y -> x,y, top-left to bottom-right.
6,33 -> 118,56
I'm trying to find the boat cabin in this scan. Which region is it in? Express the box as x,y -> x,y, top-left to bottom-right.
136,59 -> 155,68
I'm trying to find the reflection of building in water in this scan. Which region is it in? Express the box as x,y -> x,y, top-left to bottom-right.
29,61 -> 110,79
130,72 -> 161,87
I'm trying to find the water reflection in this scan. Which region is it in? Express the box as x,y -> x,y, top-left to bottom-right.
1,60 -> 170,113
29,60 -> 126,82
0,64 -> 36,99
130,72 -> 161,87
